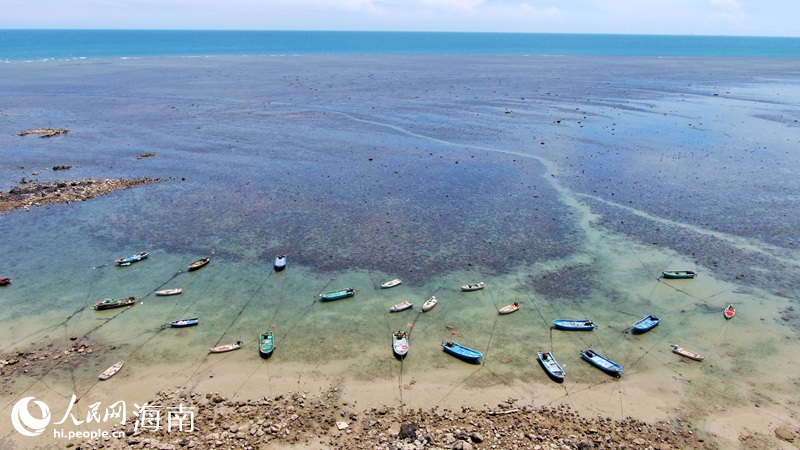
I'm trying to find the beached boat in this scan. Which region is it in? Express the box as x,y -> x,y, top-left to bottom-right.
381,278 -> 402,289
724,304 -> 736,320
259,331 -> 275,358
319,288 -> 355,301
274,255 -> 286,271
0,277 -> 11,286
392,331 -> 409,359
115,251 -> 149,266
389,301 -> 413,312
442,341 -> 483,363
581,349 -> 624,377
498,302 -> 520,315
156,288 -> 183,296
552,319 -> 597,331
98,361 -> 124,380
169,317 -> 198,328
422,296 -> 438,312
94,296 -> 136,310
632,315 -> 660,333
671,344 -> 704,361
661,270 -> 697,279
188,257 -> 210,271
537,351 -> 565,382
461,282 -> 486,292
210,341 -> 242,353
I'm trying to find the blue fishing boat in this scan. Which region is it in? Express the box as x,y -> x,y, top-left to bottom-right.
537,351 -> 565,382
319,288 -> 355,301
115,251 -> 149,266
552,319 -> 596,331
442,341 -> 483,363
274,255 -> 286,271
581,349 -> 624,377
632,315 -> 660,334
169,317 -> 199,328
259,330 -> 275,358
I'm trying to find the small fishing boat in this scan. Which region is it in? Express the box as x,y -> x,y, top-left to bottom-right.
461,282 -> 486,292
381,278 -> 402,289
632,315 -> 660,334
169,317 -> 199,328
94,296 -> 136,310
498,302 -> 520,315
581,349 -> 624,377
188,257 -> 210,271
274,255 -> 287,271
98,361 -> 124,380
389,301 -> 413,312
552,319 -> 596,331
259,331 -> 275,358
671,344 -> 704,361
442,341 -> 483,363
319,288 -> 355,301
724,304 -> 736,320
422,296 -> 438,312
115,251 -> 149,266
156,288 -> 183,296
0,277 -> 11,286
661,270 -> 697,279
537,351 -> 565,382
392,331 -> 409,359
210,341 -> 242,353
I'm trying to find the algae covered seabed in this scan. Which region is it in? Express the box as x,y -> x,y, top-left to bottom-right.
0,55 -> 799,448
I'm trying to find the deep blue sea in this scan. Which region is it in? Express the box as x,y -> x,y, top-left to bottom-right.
1,29 -> 800,60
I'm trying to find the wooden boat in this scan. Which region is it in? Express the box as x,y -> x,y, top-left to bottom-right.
537,351 -> 565,382
581,349 -> 624,377
442,341 -> 483,363
381,278 -> 402,289
210,341 -> 242,353
724,304 -> 736,320
259,331 -> 275,358
0,277 -> 11,286
94,296 -> 136,310
662,270 -> 697,279
156,288 -> 183,296
188,257 -> 210,271
392,331 -> 409,359
389,301 -> 413,312
461,282 -> 486,292
98,361 -> 124,380
498,302 -> 520,315
671,344 -> 704,361
274,255 -> 287,272
422,296 -> 438,312
319,288 -> 355,301
632,315 -> 660,333
169,317 -> 199,328
115,251 -> 149,266
552,319 -> 596,331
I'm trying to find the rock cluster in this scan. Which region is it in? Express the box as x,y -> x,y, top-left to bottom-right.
0,178 -> 165,213
17,128 -> 69,138
75,388 -> 710,450
0,339 -> 98,381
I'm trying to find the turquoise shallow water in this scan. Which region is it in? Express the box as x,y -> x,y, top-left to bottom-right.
0,55 -> 799,447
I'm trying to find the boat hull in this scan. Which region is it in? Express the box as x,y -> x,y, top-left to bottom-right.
169,318 -> 199,328
442,341 -> 483,363
319,288 -> 355,301
422,296 -> 437,312
274,255 -> 286,272
210,343 -> 241,353
98,361 -> 124,380
552,319 -> 596,331
662,270 -> 697,279
671,345 -> 704,361
260,331 -> 275,358
156,288 -> 183,296
188,257 -> 210,271
389,302 -> 413,312
581,350 -> 624,377
381,279 -> 402,288
392,332 -> 409,359
632,315 -> 660,334
94,296 -> 136,310
537,352 -> 565,382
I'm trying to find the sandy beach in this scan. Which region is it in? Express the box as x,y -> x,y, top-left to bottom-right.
1,55 -> 799,449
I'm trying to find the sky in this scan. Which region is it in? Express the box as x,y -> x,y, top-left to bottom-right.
3,0 -> 799,37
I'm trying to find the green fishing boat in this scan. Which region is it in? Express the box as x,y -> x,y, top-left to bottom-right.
259,331 -> 275,358
319,287 -> 355,301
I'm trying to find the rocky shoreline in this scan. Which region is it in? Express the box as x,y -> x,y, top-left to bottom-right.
0,178 -> 165,213
75,387 -> 710,450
